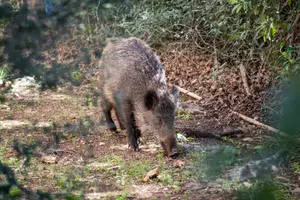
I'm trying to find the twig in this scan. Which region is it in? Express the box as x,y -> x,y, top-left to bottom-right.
287,11 -> 300,44
168,84 -> 202,100
231,110 -> 289,137
291,11 -> 300,28
213,38 -> 219,69
238,63 -> 251,96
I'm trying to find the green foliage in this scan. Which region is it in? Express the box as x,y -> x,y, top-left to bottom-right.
115,191 -> 130,200
293,162 -> 300,172
274,77 -> 300,153
277,44 -> 300,78
0,18 -> 10,28
126,161 -> 152,179
176,110 -> 191,120
82,0 -> 300,77
9,185 -> 21,197
0,65 -> 11,80
191,146 -> 238,181
71,70 -> 84,83
237,179 -> 291,200
227,0 -> 286,42
0,91 -> 5,103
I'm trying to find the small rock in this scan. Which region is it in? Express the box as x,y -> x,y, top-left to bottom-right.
143,168 -> 159,182
41,155 -> 57,164
173,160 -> 185,168
10,76 -> 40,97
0,79 -> 4,87
0,105 -> 10,111
5,81 -> 12,89
242,137 -> 254,142
243,182 -> 252,187
293,188 -> 300,194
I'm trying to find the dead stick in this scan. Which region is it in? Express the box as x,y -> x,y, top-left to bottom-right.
168,84 -> 202,100
179,128 -> 222,140
219,129 -> 244,137
231,111 -> 289,137
238,63 -> 251,96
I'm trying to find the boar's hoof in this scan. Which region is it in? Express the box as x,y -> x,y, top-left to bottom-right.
109,127 -> 120,134
119,124 -> 126,130
138,137 -> 144,145
128,144 -> 140,152
168,151 -> 179,159
128,141 -> 140,152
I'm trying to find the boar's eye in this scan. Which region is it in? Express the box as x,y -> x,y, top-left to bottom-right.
158,118 -> 163,125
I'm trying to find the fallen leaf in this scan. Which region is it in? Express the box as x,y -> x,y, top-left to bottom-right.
47,172 -> 55,179
99,142 -> 106,146
176,133 -> 187,141
173,160 -> 185,168
41,155 -> 57,164
143,168 -> 159,182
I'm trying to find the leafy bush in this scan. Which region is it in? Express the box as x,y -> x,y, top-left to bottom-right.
83,0 -> 300,77
0,65 -> 11,81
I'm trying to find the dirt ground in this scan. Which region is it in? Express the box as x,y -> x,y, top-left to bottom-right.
0,37 -> 291,199
0,78 -> 268,200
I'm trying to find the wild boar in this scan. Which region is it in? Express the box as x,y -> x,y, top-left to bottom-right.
99,37 -> 179,157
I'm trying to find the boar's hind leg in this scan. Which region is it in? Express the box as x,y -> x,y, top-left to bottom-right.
101,97 -> 118,133
124,101 -> 140,151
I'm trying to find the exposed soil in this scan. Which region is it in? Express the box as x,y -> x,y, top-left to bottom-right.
0,76 -> 265,200
0,36 -> 292,199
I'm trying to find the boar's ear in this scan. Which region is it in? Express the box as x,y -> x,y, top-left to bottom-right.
145,90 -> 159,110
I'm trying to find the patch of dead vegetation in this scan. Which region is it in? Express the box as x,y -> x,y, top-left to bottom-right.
158,43 -> 272,122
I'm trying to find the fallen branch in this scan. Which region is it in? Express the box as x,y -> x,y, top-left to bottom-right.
178,102 -> 207,115
219,129 -> 244,137
178,128 -> 243,140
168,84 -> 202,100
238,63 -> 251,96
180,128 -> 221,140
231,111 -> 289,137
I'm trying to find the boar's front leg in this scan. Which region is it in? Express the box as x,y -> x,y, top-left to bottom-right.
101,96 -> 118,133
115,108 -> 126,130
124,100 -> 140,151
113,91 -> 126,130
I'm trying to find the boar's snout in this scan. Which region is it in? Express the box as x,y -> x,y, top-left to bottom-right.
161,135 -> 179,158
168,148 -> 179,158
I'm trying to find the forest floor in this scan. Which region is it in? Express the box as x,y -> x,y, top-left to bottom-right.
0,71 -> 275,200
0,39 -> 297,200
0,84 -> 251,200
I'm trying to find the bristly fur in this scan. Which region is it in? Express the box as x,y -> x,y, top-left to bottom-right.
99,37 -> 179,156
